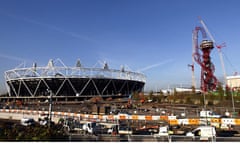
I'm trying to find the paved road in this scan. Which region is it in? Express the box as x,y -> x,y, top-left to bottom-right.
69,133 -> 240,142
1,111 -> 240,142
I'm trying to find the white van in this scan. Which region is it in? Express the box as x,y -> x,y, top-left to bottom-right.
186,126 -> 216,141
200,110 -> 221,118
153,126 -> 169,137
82,122 -> 98,134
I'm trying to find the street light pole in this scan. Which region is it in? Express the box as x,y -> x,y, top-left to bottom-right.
231,87 -> 236,114
203,93 -> 206,109
203,92 -> 208,126
47,89 -> 53,128
229,83 -> 236,114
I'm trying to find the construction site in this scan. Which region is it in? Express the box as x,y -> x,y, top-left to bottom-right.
1,18 -> 240,141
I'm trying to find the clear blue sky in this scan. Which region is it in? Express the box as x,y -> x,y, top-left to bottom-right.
0,0 -> 240,94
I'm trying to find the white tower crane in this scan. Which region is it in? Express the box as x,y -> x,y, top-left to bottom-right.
188,31 -> 197,89
199,18 -> 227,87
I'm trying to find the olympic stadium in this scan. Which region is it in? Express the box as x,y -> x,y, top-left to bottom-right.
4,59 -> 146,101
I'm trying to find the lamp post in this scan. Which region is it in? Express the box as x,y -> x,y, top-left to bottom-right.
127,114 -> 131,142
203,92 -> 208,126
231,92 -> 235,112
230,83 -> 236,114
47,89 -> 53,128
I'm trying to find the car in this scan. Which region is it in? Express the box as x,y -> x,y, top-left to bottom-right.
119,126 -> 132,135
217,130 -> 239,137
21,118 -> 35,126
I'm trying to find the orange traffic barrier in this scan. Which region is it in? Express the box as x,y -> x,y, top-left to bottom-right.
188,119 -> 200,125
160,115 -> 168,121
169,119 -> 178,125
108,115 -> 114,120
89,114 -> 94,119
211,118 -> 220,123
98,115 -> 103,120
234,119 -> 240,125
145,115 -> 152,121
132,115 -> 138,120
119,115 -> 126,120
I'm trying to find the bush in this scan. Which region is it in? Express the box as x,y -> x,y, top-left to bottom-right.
0,121 -> 68,141
207,101 -> 214,106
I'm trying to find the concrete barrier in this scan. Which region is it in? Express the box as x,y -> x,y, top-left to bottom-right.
0,109 -> 240,126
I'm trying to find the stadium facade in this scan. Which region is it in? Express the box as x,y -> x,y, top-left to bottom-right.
4,59 -> 146,100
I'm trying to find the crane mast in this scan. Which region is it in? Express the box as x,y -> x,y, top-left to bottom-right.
188,63 -> 196,89
188,32 -> 197,89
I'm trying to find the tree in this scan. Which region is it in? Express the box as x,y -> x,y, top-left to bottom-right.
158,90 -> 165,103
191,86 -> 196,93
132,91 -> 140,101
215,82 -> 224,101
225,86 -> 232,100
